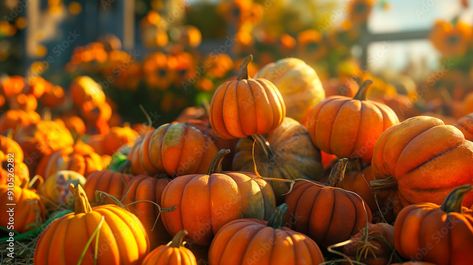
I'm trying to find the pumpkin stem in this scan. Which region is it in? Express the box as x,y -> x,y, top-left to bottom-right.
353,80 -> 373,100
168,230 -> 188,248
69,183 -> 93,214
139,104 -> 153,127
251,134 -> 274,159
237,55 -> 253,80
328,158 -> 349,186
208,149 -> 231,174
267,203 -> 288,229
370,176 -> 397,191
440,184 -> 472,213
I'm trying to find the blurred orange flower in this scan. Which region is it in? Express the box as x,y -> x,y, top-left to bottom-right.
430,20 -> 472,57
203,53 -> 234,78
143,52 -> 174,90
297,29 -> 326,60
347,0 -> 375,24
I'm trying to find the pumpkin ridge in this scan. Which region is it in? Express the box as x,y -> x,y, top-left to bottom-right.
260,79 -> 285,129
235,80 -> 247,136
246,79 -> 258,134
402,143 -> 461,177
418,209 -> 440,260
107,206 -> 149,253
154,125 -> 169,172
350,101 -> 364,157
176,175 -> 197,238
58,216 -> 73,264
306,185 -> 324,240
320,188 -> 337,244
296,184 -> 318,233
328,100 -> 351,154
174,124 -> 189,176
220,81 -> 234,137
348,192 -> 359,235
456,122 -> 473,137
240,225 -> 267,264
79,212 -> 96,261
222,223 -> 261,264
308,97 -> 336,143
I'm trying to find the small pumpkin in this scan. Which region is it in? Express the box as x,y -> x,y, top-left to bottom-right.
14,120 -> 73,172
161,149 -> 276,246
129,122 -> 218,177
58,115 -> 86,135
305,79 -> 399,163
0,75 -> 25,97
34,184 -> 149,265
454,112 -> 473,141
10,93 -> 38,111
323,77 -> 358,97
371,116 -> 473,209
40,85 -> 65,108
0,183 -> 45,232
0,135 -> 30,186
328,158 -> 377,211
70,75 -> 106,106
122,175 -> 172,247
285,180 -> 372,247
209,55 -> 286,139
38,170 -> 86,207
102,126 -> 139,155
36,141 -> 104,179
0,109 -> 41,133
208,204 -> 325,265
84,170 -> 133,204
394,185 -> 473,265
232,117 -> 324,201
142,230 -> 197,265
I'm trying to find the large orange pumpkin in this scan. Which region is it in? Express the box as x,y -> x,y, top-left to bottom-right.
394,185 -> 473,265
209,55 -> 286,139
122,175 -> 172,247
34,184 -> 149,265
232,117 -> 324,201
305,80 -> 399,163
285,180 -> 372,247
129,122 -> 218,177
208,204 -> 325,265
0,184 -> 45,232
371,116 -> 473,208
161,149 -> 276,246
142,230 -> 197,265
36,141 -> 103,179
255,57 -> 324,122
14,120 -> 73,172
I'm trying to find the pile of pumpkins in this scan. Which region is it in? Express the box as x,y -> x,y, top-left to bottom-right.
1,55 -> 472,265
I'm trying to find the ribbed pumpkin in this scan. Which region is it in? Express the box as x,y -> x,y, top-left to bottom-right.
255,57 -> 325,122
84,170 -> 133,204
34,184 -> 149,265
371,116 -> 473,208
209,55 -> 286,139
122,175 -> 172,247
0,109 -> 41,133
102,126 -> 139,155
394,185 -> 473,265
39,170 -> 86,207
232,117 -> 324,201
208,204 -> 325,265
36,141 -> 103,179
0,135 -> 29,186
454,112 -> 473,141
305,80 -> 399,163
161,149 -> 276,246
285,180 -> 372,247
70,76 -> 106,106
129,122 -> 218,177
0,184 -> 45,232
328,158 -> 377,211
14,120 -> 73,172
142,230 -> 197,265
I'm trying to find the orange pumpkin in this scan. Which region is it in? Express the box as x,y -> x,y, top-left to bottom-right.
142,230 -> 197,265
102,126 -> 139,155
305,80 -> 399,163
208,204 -> 325,265
34,184 -> 149,265
1,75 -> 25,97
454,112 -> 473,141
371,116 -> 473,209
0,135 -> 29,186
14,120 -> 73,172
122,175 -> 172,247
129,122 -> 218,177
10,93 -> 38,111
0,184 -> 45,232
394,185 -> 473,265
84,170 -> 133,203
323,78 -> 358,97
209,55 -> 286,139
70,75 -> 106,106
36,141 -> 103,179
40,85 -> 65,108
27,76 -> 49,98
328,158 -> 377,211
161,149 -> 276,246
58,115 -> 86,135
0,109 -> 40,133
285,180 -> 372,247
